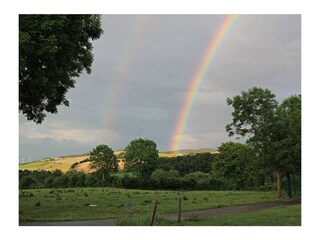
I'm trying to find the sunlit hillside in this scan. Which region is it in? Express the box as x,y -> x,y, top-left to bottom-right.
19,156 -> 89,173
19,148 -> 217,173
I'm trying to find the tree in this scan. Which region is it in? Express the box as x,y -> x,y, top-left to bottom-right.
260,95 -> 301,197
226,87 -> 301,197
212,142 -> 258,190
89,144 -> 119,181
19,15 -> 103,123
124,138 -> 159,180
273,95 -> 301,174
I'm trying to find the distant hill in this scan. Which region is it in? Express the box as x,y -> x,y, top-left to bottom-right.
19,148 -> 217,173
19,155 -> 90,173
163,148 -> 218,155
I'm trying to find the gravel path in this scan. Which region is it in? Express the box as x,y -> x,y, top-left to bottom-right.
20,218 -> 117,226
19,200 -> 300,226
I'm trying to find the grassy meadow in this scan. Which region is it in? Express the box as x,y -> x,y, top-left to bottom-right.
178,204 -> 301,226
19,187 -> 291,222
118,204 -> 301,226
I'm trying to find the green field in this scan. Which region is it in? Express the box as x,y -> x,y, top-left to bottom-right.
178,205 -> 301,226
19,187 -> 294,222
118,204 -> 301,226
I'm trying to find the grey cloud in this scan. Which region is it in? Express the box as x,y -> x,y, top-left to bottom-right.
19,15 -> 301,160
19,136 -> 94,162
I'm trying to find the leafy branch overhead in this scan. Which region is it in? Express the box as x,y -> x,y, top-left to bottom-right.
19,15 -> 103,124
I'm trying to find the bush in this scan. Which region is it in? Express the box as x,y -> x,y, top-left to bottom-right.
209,178 -> 224,190
184,172 -> 211,190
160,177 -> 181,189
156,153 -> 216,176
19,176 -> 40,189
122,175 -> 142,189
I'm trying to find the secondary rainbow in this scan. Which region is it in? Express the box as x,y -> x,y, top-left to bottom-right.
99,16 -> 148,142
170,15 -> 239,152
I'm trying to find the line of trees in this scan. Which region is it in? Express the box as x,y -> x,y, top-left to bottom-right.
20,143 -> 298,192
19,87 -> 301,198
19,139 -> 300,194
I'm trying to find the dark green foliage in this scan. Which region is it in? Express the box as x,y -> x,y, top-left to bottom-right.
70,162 -> 78,170
184,172 -> 212,190
89,144 -> 119,178
150,169 -> 180,184
19,15 -> 103,123
19,170 -> 54,189
65,171 -> 86,187
124,138 -> 159,180
264,95 -> 301,174
19,170 -> 113,189
157,152 -> 216,176
17,149 -> 265,191
121,174 -> 142,189
226,87 -> 301,197
212,142 -> 260,190
19,176 -> 38,189
19,134 -> 286,192
226,87 -> 278,145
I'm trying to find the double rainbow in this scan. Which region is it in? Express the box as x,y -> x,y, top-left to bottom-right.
170,15 -> 239,152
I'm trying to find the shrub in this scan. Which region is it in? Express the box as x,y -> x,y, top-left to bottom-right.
184,172 -> 211,190
122,175 -> 142,189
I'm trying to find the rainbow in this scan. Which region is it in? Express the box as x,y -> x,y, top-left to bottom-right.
99,16 -> 148,142
170,15 -> 239,152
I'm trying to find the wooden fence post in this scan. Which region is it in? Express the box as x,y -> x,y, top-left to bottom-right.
178,197 -> 181,223
150,200 -> 159,226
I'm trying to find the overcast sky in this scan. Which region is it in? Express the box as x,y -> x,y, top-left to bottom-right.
19,15 -> 301,162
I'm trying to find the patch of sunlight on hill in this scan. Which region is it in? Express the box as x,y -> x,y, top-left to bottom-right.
19,148 -> 217,173
19,156 -> 89,173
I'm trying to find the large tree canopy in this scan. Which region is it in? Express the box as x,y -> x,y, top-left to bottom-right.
226,87 -> 301,197
124,138 -> 159,180
89,144 -> 119,176
19,14 -> 103,124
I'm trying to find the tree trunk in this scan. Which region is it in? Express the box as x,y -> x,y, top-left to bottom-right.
276,170 -> 283,198
286,172 -> 292,198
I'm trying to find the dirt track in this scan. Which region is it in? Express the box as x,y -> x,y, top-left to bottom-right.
19,200 -> 300,226
164,200 -> 301,221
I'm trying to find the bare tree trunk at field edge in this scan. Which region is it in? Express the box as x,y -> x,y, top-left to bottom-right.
276,170 -> 283,198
